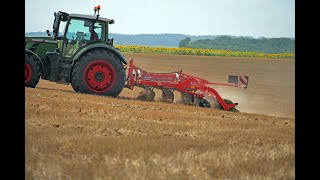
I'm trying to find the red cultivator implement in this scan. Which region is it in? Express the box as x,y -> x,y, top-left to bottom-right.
125,59 -> 249,111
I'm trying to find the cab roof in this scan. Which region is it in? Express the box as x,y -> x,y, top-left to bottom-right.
69,13 -> 114,23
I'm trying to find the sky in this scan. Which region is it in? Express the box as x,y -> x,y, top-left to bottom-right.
25,0 -> 295,38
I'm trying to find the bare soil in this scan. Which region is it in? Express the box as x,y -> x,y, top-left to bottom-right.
25,53 -> 295,179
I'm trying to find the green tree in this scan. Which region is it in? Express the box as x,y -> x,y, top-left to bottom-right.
179,37 -> 191,47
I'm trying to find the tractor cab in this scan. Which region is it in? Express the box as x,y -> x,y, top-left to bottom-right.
51,6 -> 115,59
26,5 -> 127,97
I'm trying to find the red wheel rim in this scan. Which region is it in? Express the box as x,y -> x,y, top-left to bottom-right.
25,63 -> 32,83
84,61 -> 116,93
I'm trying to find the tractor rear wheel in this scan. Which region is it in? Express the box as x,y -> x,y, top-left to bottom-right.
25,53 -> 41,88
71,50 -> 125,97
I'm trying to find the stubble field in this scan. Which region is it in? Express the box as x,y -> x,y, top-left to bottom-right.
25,52 -> 295,179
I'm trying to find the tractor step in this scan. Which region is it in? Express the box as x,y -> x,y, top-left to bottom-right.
56,60 -> 72,85
56,79 -> 69,85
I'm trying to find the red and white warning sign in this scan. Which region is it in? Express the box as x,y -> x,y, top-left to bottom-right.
239,75 -> 249,88
228,75 -> 249,88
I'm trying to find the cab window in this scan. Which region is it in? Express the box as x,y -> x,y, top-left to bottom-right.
62,18 -> 105,58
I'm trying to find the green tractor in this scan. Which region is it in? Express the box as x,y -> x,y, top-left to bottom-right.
25,6 -> 127,97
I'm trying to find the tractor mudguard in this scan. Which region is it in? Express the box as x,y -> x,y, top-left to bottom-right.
25,49 -> 44,73
73,44 -> 127,65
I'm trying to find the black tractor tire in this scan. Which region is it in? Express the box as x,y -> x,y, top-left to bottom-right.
25,53 -> 41,88
71,50 -> 126,97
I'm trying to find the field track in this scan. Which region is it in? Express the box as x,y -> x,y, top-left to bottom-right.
26,53 -> 295,179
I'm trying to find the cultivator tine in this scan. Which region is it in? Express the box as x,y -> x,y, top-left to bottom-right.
161,89 -> 174,103
137,86 -> 155,101
180,92 -> 194,105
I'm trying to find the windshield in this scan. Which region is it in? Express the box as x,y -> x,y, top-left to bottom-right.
65,18 -> 104,43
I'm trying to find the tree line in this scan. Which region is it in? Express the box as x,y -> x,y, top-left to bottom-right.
26,32 -> 295,53
179,36 -> 295,54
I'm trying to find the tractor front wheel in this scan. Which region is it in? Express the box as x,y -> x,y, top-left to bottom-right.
25,53 -> 41,88
71,50 -> 126,97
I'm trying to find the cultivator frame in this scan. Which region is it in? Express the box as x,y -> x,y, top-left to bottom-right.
125,59 -> 248,111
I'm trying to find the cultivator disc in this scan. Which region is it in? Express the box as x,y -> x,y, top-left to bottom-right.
180,92 -> 194,105
203,95 -> 221,109
137,86 -> 155,101
179,92 -> 210,108
136,86 -> 239,111
203,95 -> 239,112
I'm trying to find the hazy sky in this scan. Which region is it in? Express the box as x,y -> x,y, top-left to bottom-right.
25,0 -> 295,38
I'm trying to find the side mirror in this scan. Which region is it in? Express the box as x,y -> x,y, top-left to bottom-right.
46,30 -> 51,36
108,38 -> 114,46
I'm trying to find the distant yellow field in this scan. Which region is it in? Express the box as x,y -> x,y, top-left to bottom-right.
115,45 -> 295,59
